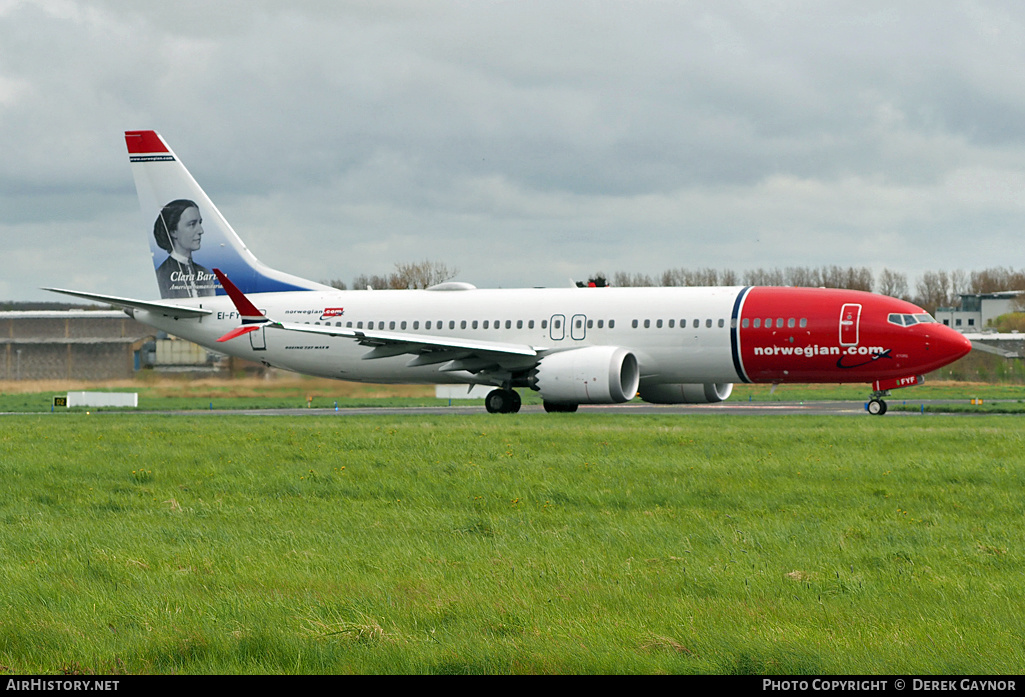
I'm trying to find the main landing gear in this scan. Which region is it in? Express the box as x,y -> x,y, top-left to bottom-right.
867,391 -> 889,416
484,388 -> 580,414
542,401 -> 578,413
485,388 -> 522,414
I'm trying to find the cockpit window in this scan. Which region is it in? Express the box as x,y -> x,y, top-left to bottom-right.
888,312 -> 939,327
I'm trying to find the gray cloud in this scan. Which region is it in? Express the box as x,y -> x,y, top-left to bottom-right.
3,1 -> 1025,300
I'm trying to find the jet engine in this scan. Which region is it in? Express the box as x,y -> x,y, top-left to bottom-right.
638,382 -> 733,404
530,346 -> 640,404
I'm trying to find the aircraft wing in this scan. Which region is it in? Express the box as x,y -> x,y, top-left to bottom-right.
211,268 -> 542,375
268,319 -> 540,364
43,287 -> 213,318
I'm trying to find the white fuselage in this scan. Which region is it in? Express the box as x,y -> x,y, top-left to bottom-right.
135,285 -> 741,386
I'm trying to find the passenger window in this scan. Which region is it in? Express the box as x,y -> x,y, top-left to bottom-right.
693,319 -> 699,328
776,318 -> 784,328
609,320 -> 615,329
718,319 -> 725,328
706,319 -> 712,328
800,318 -> 807,328
742,318 -> 749,328
541,320 -> 547,329
472,320 -> 478,329
644,319 -> 651,328
753,318 -> 760,328
632,319 -> 639,328
656,319 -> 663,328
517,320 -> 523,329
787,318 -> 795,328
669,319 -> 675,328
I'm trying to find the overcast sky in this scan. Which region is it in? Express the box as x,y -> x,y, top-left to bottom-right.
3,0 -> 1025,301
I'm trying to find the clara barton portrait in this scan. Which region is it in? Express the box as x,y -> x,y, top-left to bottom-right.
153,199 -> 217,298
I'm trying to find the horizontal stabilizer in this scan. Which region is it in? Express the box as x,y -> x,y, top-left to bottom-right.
42,287 -> 212,318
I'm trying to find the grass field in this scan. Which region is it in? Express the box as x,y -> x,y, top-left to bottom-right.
2,374 -> 1023,413
0,412 -> 1022,674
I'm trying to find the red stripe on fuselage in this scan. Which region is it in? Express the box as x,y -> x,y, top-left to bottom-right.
737,287 -> 970,384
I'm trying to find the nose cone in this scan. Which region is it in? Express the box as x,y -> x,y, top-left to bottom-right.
929,324 -> 973,368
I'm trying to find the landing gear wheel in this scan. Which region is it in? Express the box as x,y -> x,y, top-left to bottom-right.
867,398 -> 887,416
485,389 -> 521,414
543,401 -> 579,413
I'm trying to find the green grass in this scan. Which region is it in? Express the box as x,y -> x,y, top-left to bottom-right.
0,414 -> 1023,674
3,380 -> 1024,413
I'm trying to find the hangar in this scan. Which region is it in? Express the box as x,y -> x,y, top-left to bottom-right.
0,310 -> 219,381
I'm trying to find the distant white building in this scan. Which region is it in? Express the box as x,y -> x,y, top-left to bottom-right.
936,291 -> 1025,333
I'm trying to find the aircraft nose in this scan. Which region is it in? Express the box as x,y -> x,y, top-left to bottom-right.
929,324 -> 973,363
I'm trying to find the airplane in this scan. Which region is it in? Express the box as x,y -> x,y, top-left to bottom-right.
45,130 -> 972,415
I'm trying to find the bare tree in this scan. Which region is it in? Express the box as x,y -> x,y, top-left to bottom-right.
969,267 -> 1025,294
915,270 -> 952,314
742,267 -> 785,286
352,273 -> 391,290
612,271 -> 656,287
877,268 -> 909,299
389,260 -> 460,289
352,260 -> 459,290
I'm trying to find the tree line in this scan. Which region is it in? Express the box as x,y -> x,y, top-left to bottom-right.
324,261 -> 1025,316
594,266 -> 1025,315
325,260 -> 460,291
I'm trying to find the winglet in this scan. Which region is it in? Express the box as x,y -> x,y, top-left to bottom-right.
213,268 -> 265,322
213,268 -> 271,342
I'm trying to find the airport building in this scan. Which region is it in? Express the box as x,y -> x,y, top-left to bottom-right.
0,310 -> 220,381
935,291 -> 1025,332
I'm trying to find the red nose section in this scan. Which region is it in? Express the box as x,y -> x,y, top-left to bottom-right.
930,325 -> 973,366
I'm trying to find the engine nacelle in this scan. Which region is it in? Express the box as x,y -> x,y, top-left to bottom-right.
530,346 -> 640,404
638,382 -> 733,404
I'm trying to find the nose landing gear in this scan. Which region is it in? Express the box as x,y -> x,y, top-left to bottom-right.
866,391 -> 889,416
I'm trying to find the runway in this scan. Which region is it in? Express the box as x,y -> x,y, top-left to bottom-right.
11,399 -> 1005,418
120,400 -> 973,417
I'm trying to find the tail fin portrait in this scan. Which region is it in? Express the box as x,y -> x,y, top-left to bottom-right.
125,131 -> 329,299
